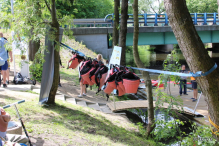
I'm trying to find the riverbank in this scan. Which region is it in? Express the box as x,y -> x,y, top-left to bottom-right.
0,87 -> 158,146
0,39 -> 159,145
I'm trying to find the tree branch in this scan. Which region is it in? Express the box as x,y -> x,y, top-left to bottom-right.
157,0 -> 161,13
149,3 -> 156,13
44,0 -> 51,12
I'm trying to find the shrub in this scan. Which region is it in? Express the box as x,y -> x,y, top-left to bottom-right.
29,53 -> 45,82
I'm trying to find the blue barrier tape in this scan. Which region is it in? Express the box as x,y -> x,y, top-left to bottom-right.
131,63 -> 217,77
60,42 -> 217,78
60,43 -> 85,57
190,63 -> 217,77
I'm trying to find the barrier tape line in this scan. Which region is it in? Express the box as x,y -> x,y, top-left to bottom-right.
209,116 -> 219,136
60,43 -> 85,57
130,63 -> 217,77
60,43 -> 217,78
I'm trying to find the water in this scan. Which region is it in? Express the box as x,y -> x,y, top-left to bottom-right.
126,108 -> 193,145
129,108 -> 174,124
126,47 -> 219,82
126,48 -> 219,71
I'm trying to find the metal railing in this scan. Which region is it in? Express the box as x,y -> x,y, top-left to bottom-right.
104,13 -> 219,26
65,18 -> 112,28
65,13 -> 219,28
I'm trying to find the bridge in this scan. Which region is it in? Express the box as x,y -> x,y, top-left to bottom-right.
107,100 -> 204,117
71,13 -> 219,58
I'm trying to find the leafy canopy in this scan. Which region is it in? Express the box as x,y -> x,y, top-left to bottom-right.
186,0 -> 218,13
56,0 -> 114,18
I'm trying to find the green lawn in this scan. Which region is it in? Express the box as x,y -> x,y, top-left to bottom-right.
1,95 -> 158,146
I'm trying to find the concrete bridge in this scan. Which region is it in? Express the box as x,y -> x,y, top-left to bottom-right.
72,25 -> 219,58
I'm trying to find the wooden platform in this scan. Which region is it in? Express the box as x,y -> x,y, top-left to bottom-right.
107,83 -> 210,125
107,100 -> 200,117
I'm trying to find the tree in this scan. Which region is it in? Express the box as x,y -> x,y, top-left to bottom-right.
56,0 -> 114,18
28,1 -> 41,61
119,0 -> 129,66
164,0 -> 219,141
11,0 -> 74,104
186,0 -> 217,13
138,0 -> 165,14
45,0 -> 61,104
113,0 -> 120,47
218,0 -> 219,14
132,0 -> 155,136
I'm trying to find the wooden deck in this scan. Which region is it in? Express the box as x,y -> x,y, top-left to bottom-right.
107,100 -> 200,117
107,83 -> 209,125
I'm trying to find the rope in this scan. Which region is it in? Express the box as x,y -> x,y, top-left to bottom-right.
130,63 -> 217,77
60,43 -> 218,78
209,115 -> 219,136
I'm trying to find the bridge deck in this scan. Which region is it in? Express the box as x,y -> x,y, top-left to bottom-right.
107,100 -> 196,116
107,83 -> 209,126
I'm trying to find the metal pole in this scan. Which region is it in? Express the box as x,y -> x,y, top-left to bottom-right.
14,104 -> 33,146
193,92 -> 202,114
11,0 -> 16,76
113,93 -> 116,110
13,51 -> 16,76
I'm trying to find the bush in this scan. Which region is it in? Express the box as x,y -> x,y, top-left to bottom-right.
29,53 -> 45,82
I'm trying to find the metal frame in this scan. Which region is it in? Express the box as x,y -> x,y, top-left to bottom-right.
103,13 -> 219,27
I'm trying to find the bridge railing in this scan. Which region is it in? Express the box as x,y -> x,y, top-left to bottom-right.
104,13 -> 219,26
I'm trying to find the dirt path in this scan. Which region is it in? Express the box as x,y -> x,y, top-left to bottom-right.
57,80 -> 110,104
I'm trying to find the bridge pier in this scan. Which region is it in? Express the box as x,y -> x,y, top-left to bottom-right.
152,44 -> 174,53
212,43 -> 219,49
74,34 -> 112,59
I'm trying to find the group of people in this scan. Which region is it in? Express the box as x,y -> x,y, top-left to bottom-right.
0,33 -> 13,88
77,54 -> 107,98
179,65 -> 198,102
0,33 -> 28,145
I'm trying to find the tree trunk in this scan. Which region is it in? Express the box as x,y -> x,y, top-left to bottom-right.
119,0 -> 128,66
29,31 -> 40,61
113,0 -> 120,48
132,0 -> 155,137
218,0 -> 219,15
47,0 -> 60,104
164,0 -> 219,141
29,2 -> 41,61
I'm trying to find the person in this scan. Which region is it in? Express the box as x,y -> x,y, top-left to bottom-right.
191,76 -> 198,102
0,108 -> 28,144
97,54 -> 103,62
78,61 -> 86,98
59,55 -> 64,87
4,37 -> 13,85
67,51 -> 74,69
179,65 -> 188,96
0,33 -> 12,88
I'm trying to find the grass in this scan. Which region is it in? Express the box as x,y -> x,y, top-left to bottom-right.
20,90 -> 39,95
1,95 -> 157,146
1,31 -> 158,145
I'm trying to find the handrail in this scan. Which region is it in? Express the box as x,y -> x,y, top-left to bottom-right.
104,14 -> 113,22
103,12 -> 219,27
70,13 -> 219,28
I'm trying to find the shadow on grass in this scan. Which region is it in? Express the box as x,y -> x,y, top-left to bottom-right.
1,95 -> 157,145
60,69 -> 80,86
36,103 -> 156,146
0,94 -> 23,106
59,69 -> 102,98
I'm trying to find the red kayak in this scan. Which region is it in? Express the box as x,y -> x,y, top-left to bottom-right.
140,80 -> 164,88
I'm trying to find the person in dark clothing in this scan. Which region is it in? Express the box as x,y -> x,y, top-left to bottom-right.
59,56 -> 64,87
179,65 -> 188,96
